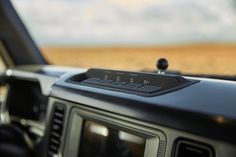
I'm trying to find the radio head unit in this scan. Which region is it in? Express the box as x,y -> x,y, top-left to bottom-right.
79,120 -> 146,157
64,108 -> 166,157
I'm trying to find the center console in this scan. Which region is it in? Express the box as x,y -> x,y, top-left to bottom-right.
46,98 -> 234,157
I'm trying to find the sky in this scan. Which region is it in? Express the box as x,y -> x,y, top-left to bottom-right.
12,0 -> 236,46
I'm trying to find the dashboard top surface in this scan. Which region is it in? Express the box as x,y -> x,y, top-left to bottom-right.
54,69 -> 236,120
4,66 -> 236,145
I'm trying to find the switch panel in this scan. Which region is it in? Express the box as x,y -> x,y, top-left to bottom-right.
67,68 -> 198,96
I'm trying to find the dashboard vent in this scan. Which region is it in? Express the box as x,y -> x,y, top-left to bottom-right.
173,138 -> 214,157
47,103 -> 65,157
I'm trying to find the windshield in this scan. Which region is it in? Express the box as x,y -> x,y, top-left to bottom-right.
12,0 -> 236,75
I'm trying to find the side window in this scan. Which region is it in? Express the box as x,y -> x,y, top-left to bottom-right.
0,56 -> 5,72
0,42 -> 7,112
0,41 -> 7,72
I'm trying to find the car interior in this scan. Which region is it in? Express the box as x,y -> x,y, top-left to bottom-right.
0,0 -> 236,157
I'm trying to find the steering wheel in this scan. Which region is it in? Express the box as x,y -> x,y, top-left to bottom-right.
0,78 -> 33,157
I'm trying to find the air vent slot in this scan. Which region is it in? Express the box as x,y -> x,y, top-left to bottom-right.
47,103 -> 65,157
173,138 -> 214,157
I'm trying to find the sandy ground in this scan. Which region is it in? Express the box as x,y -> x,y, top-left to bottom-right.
41,44 -> 236,75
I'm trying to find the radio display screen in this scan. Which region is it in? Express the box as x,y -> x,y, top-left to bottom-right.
79,121 -> 146,157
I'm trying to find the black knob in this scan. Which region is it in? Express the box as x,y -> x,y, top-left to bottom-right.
156,58 -> 168,71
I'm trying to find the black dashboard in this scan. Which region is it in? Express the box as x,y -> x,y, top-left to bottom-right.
1,65 -> 236,157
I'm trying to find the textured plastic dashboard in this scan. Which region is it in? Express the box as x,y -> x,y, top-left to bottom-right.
3,66 -> 236,157
52,68 -> 236,145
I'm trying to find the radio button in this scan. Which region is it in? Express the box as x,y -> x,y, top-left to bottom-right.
138,85 -> 161,93
110,81 -> 127,86
123,83 -> 143,89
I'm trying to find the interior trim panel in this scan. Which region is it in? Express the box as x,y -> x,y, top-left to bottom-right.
46,98 -> 236,157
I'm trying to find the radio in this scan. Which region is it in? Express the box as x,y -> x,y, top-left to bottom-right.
64,107 -> 166,157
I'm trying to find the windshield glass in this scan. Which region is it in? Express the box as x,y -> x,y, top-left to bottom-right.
12,0 -> 236,75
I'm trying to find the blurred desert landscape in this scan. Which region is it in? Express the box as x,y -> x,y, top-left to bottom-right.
41,43 -> 236,75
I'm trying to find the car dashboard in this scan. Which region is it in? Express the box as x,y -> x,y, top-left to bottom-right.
1,65 -> 236,157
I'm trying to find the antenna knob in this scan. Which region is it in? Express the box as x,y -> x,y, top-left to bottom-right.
156,58 -> 168,73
